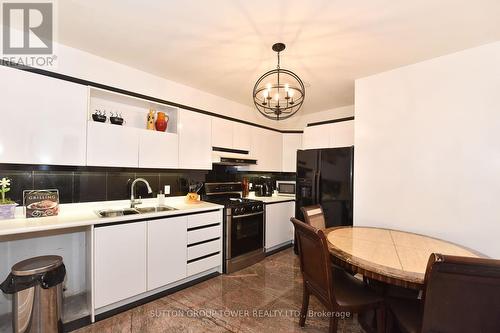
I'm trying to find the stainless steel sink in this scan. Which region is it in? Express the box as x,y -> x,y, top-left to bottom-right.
135,206 -> 177,214
96,206 -> 177,218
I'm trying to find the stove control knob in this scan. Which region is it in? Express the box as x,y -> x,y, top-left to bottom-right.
257,205 -> 263,211
234,208 -> 240,214
251,205 -> 257,211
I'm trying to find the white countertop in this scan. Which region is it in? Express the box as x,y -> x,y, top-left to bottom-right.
247,192 -> 295,204
0,197 -> 223,237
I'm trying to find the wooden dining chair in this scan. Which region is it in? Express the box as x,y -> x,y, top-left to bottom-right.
300,205 -> 326,229
290,217 -> 385,333
387,253 -> 500,333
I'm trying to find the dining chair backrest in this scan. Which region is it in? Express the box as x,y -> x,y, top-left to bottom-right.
421,253 -> 500,333
290,217 -> 333,306
300,205 -> 326,230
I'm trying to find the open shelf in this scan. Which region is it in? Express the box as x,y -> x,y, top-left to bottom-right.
88,87 -> 178,134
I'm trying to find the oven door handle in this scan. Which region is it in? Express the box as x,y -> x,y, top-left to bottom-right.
232,211 -> 264,218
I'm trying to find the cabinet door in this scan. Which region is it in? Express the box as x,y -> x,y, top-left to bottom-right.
0,65 -> 87,165
147,216 -> 187,290
282,134 -> 302,172
249,127 -> 282,172
139,131 -> 178,168
211,117 -> 233,149
94,222 -> 147,308
178,110 -> 212,169
265,201 -> 296,250
329,120 -> 354,148
267,130 -> 283,172
87,122 -> 139,167
233,122 -> 252,151
302,125 -> 330,149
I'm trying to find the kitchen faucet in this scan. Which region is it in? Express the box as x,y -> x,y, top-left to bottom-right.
130,178 -> 153,208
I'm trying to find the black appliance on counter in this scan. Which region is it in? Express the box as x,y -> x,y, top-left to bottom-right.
202,182 -> 265,273
254,177 -> 273,197
295,146 -> 354,227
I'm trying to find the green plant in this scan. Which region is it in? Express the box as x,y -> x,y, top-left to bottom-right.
0,177 -> 15,205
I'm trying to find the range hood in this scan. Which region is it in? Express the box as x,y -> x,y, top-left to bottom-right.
212,147 -> 257,166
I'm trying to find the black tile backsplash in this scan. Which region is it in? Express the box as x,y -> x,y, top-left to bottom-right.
74,172 -> 106,202
33,172 -> 74,203
0,165 -> 294,204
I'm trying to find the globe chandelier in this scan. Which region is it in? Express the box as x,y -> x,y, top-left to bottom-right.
252,42 -> 305,121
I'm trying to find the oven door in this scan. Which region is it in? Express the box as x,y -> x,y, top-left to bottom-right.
227,211 -> 264,259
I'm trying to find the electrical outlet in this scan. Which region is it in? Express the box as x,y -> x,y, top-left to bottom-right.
164,185 -> 171,195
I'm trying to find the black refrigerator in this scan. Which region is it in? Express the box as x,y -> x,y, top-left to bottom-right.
295,146 -> 354,227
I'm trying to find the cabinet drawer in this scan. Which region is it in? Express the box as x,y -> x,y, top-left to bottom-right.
188,239 -> 221,261
187,210 -> 222,229
187,224 -> 221,245
187,253 -> 221,276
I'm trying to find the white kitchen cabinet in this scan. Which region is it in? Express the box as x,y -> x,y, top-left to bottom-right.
87,122 -> 139,167
211,117 -> 233,149
211,117 -> 252,152
94,222 -> 147,308
139,131 -> 178,168
147,216 -> 187,291
0,65 -> 88,165
265,201 -> 295,251
302,125 -> 330,149
233,122 -> 252,151
302,120 -> 354,150
178,110 -> 212,169
282,133 -> 302,172
250,127 -> 283,172
330,120 -> 354,147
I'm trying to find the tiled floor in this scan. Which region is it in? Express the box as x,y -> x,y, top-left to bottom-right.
76,248 -> 364,333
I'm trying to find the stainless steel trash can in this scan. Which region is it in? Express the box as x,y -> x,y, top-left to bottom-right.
0,255 -> 66,333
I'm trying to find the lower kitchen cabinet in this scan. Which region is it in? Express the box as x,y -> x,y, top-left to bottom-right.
147,216 -> 187,290
265,201 -> 296,251
94,222 -> 147,308
93,210 -> 223,310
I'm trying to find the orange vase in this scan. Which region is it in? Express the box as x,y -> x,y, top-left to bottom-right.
155,112 -> 168,132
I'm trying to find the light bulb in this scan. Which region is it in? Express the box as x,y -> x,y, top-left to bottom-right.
274,93 -> 279,101
262,90 -> 268,98
266,83 -> 272,90
284,83 -> 289,92
288,90 -> 294,98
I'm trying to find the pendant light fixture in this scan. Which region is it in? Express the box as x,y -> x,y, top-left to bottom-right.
253,43 -> 305,121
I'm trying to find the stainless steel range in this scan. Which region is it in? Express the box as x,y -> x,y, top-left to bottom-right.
202,182 -> 265,273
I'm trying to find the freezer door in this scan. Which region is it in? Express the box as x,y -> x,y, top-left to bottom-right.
295,150 -> 318,221
318,147 -> 353,227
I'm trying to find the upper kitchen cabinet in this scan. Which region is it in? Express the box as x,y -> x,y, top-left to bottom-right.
232,122 -> 252,151
282,133 -> 302,172
179,110 -> 212,169
302,120 -> 354,150
0,66 -> 87,165
86,88 -> 179,168
211,117 -> 252,152
249,127 -> 282,172
302,124 -> 330,149
211,117 -> 233,149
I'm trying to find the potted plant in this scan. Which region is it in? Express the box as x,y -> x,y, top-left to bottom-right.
0,177 -> 17,220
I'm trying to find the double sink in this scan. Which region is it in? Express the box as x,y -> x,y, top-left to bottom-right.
96,206 -> 177,218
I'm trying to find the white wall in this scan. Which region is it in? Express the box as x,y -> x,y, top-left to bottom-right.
355,41 -> 500,258
45,42 -> 278,128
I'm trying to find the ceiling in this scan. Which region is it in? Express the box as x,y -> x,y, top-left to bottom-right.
58,0 -> 500,114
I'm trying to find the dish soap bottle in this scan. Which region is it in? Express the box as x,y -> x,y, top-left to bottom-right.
157,190 -> 165,206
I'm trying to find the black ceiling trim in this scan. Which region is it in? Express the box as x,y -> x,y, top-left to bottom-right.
0,60 -> 305,134
281,130 -> 304,134
307,116 -> 355,127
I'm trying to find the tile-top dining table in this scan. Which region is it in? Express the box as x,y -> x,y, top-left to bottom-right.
325,226 -> 483,290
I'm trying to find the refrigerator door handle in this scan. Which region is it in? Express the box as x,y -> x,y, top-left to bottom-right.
315,171 -> 321,205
